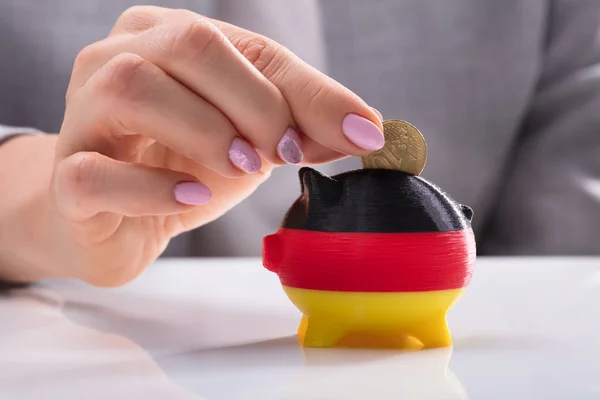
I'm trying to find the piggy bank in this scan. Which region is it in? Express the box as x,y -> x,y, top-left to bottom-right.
262,167 -> 476,349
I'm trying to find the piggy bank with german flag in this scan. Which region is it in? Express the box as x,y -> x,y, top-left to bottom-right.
262,165 -> 476,350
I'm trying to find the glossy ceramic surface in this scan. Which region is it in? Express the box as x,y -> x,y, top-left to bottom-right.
1,257 -> 599,399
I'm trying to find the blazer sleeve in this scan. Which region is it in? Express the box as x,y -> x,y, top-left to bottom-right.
480,0 -> 600,255
0,124 -> 42,146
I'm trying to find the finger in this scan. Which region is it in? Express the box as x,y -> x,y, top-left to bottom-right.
210,19 -> 385,154
70,9 -> 382,165
139,17 -> 384,160
296,107 -> 382,164
142,17 -> 297,164
60,53 -> 263,177
53,151 -> 212,221
69,16 -> 300,166
300,139 -> 348,165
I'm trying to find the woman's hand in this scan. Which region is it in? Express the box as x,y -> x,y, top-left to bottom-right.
17,6 -> 383,286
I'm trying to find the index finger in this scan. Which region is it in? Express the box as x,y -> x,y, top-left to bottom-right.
206,18 -> 386,155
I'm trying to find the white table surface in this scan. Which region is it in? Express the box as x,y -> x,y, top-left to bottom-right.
1,257 -> 599,400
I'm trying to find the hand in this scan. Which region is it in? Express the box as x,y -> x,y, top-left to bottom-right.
49,6 -> 383,286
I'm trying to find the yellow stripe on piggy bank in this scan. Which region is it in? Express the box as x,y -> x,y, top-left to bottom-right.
283,286 -> 465,349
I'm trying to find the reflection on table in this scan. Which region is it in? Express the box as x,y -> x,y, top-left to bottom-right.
1,257 -> 599,399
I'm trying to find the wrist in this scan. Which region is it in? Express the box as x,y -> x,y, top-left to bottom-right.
0,134 -> 70,282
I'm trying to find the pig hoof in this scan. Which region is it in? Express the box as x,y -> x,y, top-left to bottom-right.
298,316 -> 346,348
411,314 -> 452,348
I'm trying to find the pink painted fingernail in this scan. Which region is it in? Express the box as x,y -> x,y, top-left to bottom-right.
229,137 -> 262,173
342,113 -> 385,150
174,182 -> 212,205
277,127 -> 304,164
371,107 -> 383,121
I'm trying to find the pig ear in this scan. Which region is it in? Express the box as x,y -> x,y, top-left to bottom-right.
460,204 -> 474,221
298,167 -> 342,203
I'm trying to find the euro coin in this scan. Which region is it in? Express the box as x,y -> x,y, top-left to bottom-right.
360,120 -> 427,175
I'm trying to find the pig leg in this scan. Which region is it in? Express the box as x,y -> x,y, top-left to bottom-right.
410,314 -> 452,348
298,315 -> 347,348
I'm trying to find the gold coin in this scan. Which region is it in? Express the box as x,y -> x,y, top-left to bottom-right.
360,120 -> 427,175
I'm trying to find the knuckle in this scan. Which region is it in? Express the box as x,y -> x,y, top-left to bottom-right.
117,6 -> 146,24
302,81 -> 335,114
72,42 -> 102,74
67,47 -> 97,104
62,152 -> 105,201
234,35 -> 289,79
94,53 -> 149,102
115,5 -> 160,32
169,8 -> 199,20
167,19 -> 224,61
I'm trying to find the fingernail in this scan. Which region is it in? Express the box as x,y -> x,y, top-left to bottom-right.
371,107 -> 383,121
277,127 -> 304,164
342,113 -> 385,151
174,182 -> 212,205
229,137 -> 262,173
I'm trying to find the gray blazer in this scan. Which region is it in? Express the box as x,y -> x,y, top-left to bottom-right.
1,0 -> 599,256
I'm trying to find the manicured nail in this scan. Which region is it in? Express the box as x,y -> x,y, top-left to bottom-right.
371,107 -> 383,121
229,137 -> 262,173
174,182 -> 212,205
342,113 -> 385,151
277,127 -> 304,164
